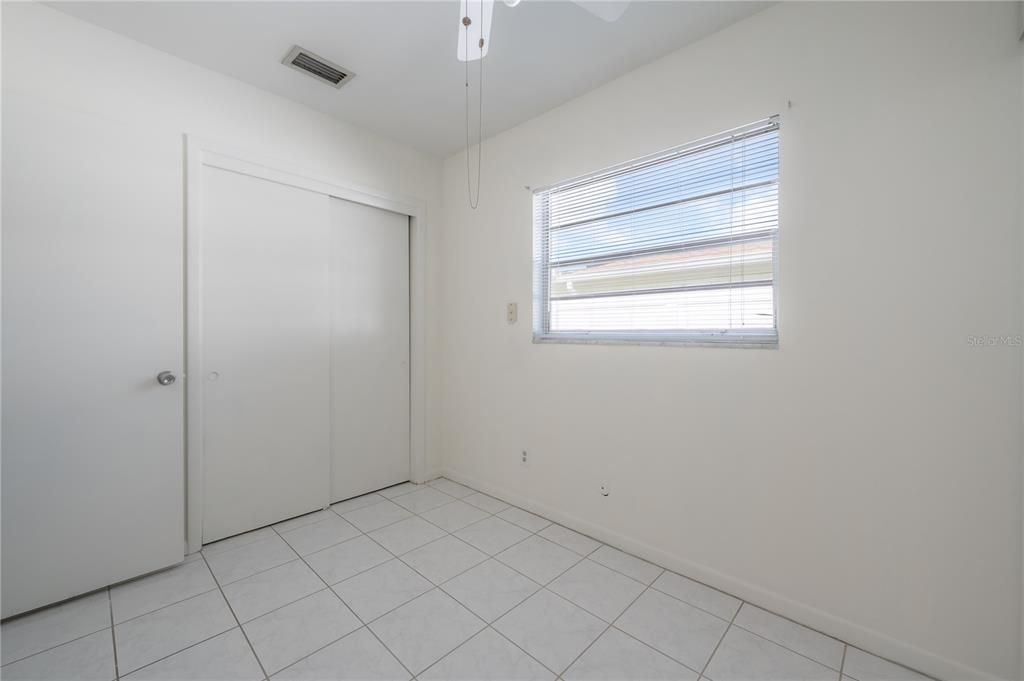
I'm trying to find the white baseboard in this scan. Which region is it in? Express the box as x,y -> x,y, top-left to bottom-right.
414,469 -> 443,485
442,468 -> 1008,681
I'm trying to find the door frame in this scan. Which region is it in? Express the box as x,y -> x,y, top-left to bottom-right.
184,136 -> 428,553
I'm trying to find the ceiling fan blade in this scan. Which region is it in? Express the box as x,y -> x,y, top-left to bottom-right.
572,0 -> 630,22
457,0 -> 495,62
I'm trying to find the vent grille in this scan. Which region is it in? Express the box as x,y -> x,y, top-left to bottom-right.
282,46 -> 354,89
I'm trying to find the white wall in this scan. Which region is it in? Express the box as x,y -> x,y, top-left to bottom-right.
1,2 -> 445,479
440,3 -> 1023,680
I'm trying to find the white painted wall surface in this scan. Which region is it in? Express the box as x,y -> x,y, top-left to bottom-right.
439,3 -> 1023,679
1,2 -> 445,479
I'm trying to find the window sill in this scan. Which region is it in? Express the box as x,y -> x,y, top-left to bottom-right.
532,332 -> 778,349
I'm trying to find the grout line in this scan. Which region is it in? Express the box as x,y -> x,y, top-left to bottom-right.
608,620 -> 704,677
727,597 -> 848,657
115,628 -> 239,679
476,541 -> 592,677
0,622 -> 116,667
146,497 -> 844,681
261,484 -> 481,678
106,588 -> 120,681
727,616 -> 846,673
0,623 -> 116,669
200,552 -> 271,681
359,508 -> 562,677
556,578 -> 654,677
110,587 -> 222,627
273,509 -> 339,536
527,500 -> 873,675
8,479 -> 931,681
465,488 -> 871,677
269,524 -> 418,680
698,595 -> 742,679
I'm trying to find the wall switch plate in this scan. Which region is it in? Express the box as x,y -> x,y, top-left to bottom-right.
507,302 -> 518,324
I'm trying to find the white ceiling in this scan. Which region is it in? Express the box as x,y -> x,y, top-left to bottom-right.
51,1 -> 768,156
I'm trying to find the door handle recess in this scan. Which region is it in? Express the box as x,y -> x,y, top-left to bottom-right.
156,371 -> 176,386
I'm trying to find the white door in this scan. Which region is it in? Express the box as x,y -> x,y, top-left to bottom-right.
330,199 -> 410,502
201,167 -> 332,542
1,96 -> 185,618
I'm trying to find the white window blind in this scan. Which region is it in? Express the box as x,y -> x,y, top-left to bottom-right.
532,117 -> 779,346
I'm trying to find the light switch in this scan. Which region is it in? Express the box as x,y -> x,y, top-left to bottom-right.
507,302 -> 518,324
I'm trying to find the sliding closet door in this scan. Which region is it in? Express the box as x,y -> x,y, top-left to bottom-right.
330,199 -> 410,502
201,168 -> 331,542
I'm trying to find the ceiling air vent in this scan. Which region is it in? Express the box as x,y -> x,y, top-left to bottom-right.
282,46 -> 354,89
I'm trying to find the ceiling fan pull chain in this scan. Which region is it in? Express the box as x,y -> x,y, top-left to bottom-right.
464,5 -> 483,209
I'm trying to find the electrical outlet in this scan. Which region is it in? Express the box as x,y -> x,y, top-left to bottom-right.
600,485 -> 610,497
507,302 -> 518,324
521,450 -> 528,465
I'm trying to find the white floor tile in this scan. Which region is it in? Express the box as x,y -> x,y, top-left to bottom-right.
369,517 -> 447,555
564,627 -> 698,681
122,629 -> 263,681
2,477 -> 939,681
272,627 -> 410,680
401,536 -> 487,584
1,590 -> 111,665
496,536 -> 581,585
333,559 -> 433,622
278,515 -> 360,556
590,545 -> 663,585
369,589 -> 484,675
273,509 -> 335,534
222,559 -> 324,623
455,517 -> 530,555
391,487 -> 455,514
420,628 -> 554,681
202,528 -> 277,557
305,535 -> 393,585
704,626 -> 837,681
733,604 -> 843,670
442,560 -> 540,623
843,647 -> 933,681
653,571 -> 741,621
111,560 -> 217,624
420,500 -> 490,532
498,507 -> 551,533
204,535 -> 297,585
0,629 -> 114,681
493,589 -> 605,675
538,525 -> 601,556
331,493 -> 386,515
427,479 -> 476,499
462,493 -> 510,514
378,482 -> 421,499
243,590 -> 361,675
549,559 -> 646,622
115,590 -> 236,674
341,500 -> 413,533
616,589 -> 727,672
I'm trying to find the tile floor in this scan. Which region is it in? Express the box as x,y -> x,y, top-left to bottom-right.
0,478 -> 935,681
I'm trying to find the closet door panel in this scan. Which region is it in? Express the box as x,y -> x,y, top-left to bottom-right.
201,168 -> 331,542
330,199 -> 410,502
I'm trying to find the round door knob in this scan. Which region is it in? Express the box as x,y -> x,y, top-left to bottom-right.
156,371 -> 176,386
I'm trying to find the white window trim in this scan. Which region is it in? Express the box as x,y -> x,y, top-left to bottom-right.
532,117 -> 780,348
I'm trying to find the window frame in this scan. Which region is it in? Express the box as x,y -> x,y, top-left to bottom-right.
532,117 -> 780,349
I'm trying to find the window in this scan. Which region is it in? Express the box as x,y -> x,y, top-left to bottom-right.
532,117 -> 779,346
